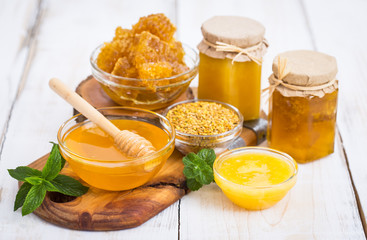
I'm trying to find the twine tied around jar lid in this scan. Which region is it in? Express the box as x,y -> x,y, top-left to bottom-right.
202,38 -> 268,65
198,16 -> 268,65
263,50 -> 338,99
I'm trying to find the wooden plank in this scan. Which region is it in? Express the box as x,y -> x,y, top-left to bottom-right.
178,0 -> 365,239
0,0 -> 39,149
0,0 -> 178,239
302,0 -> 367,234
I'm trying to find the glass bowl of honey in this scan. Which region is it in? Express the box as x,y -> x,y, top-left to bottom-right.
90,44 -> 199,110
164,99 -> 243,155
214,147 -> 298,210
57,107 -> 175,191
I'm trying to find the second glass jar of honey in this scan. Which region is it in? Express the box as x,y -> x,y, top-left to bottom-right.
197,16 -> 268,121
267,50 -> 338,163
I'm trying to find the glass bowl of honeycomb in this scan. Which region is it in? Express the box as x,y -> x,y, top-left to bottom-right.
90,14 -> 199,110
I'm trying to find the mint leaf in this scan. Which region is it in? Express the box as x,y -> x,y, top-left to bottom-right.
51,175 -> 89,196
183,165 -> 198,179
43,180 -> 59,192
50,141 -> 66,169
182,150 -> 216,191
14,183 -> 32,211
24,176 -> 43,186
8,167 -> 42,181
186,178 -> 202,191
9,143 -> 88,216
182,153 -> 201,178
194,161 -> 213,185
42,143 -> 63,180
22,184 -> 47,216
197,149 -> 216,169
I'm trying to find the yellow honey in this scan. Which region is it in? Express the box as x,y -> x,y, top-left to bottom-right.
198,53 -> 262,120
214,147 -> 297,210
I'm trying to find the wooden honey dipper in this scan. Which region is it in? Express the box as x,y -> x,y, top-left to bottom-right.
49,78 -> 156,158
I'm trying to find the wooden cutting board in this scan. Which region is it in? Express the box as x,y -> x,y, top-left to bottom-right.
24,76 -> 266,231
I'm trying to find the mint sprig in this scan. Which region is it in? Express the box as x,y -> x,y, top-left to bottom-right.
182,149 -> 216,191
8,143 -> 89,216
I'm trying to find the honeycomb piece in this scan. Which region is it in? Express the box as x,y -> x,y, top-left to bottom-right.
130,31 -> 164,66
168,40 -> 185,63
130,31 -> 185,67
132,13 -> 176,42
111,57 -> 138,78
96,13 -> 189,84
97,39 -> 132,73
113,27 -> 133,41
138,61 -> 172,80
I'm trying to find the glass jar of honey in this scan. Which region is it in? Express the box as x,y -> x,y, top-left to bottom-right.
267,50 -> 338,163
197,16 -> 268,121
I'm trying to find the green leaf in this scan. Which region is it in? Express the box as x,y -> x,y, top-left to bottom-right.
182,151 -> 215,191
186,178 -> 203,191
50,175 -> 89,196
194,161 -> 214,185
14,183 -> 32,211
197,149 -> 216,169
43,180 -> 59,192
183,153 -> 213,185
24,176 -> 43,186
182,153 -> 197,167
8,167 -> 42,181
183,165 -> 198,179
22,184 -> 47,216
42,143 -> 62,180
50,141 -> 66,169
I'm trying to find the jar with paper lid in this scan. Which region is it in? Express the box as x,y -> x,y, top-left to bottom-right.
197,16 -> 268,121
267,50 -> 338,163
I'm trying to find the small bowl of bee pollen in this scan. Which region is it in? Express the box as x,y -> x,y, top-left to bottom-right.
164,99 -> 243,155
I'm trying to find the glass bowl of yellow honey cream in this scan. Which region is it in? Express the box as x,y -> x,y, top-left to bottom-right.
214,147 -> 298,210
57,107 -> 175,191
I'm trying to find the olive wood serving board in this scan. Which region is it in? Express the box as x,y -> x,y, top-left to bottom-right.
22,76 -> 264,231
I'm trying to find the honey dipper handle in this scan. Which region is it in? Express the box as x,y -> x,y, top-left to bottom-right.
49,78 -> 120,138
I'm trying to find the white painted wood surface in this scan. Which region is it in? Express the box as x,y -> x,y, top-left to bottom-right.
0,0 -> 366,239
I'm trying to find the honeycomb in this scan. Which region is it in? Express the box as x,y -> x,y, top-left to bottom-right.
132,13 -> 176,42
96,13 -> 188,86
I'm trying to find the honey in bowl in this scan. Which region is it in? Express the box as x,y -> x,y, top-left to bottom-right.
58,107 -> 175,191
214,147 -> 297,210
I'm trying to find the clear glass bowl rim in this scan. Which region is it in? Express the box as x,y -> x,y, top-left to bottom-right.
90,43 -> 199,89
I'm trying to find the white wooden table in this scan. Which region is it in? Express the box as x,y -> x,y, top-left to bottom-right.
1,0 -> 366,239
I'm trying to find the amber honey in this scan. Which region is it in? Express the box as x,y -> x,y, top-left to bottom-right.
198,53 -> 262,120
268,90 -> 338,163
60,118 -> 174,191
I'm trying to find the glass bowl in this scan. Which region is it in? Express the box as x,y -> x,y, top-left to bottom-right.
57,107 -> 175,191
90,44 -> 199,110
163,99 -> 243,155
214,147 -> 298,210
